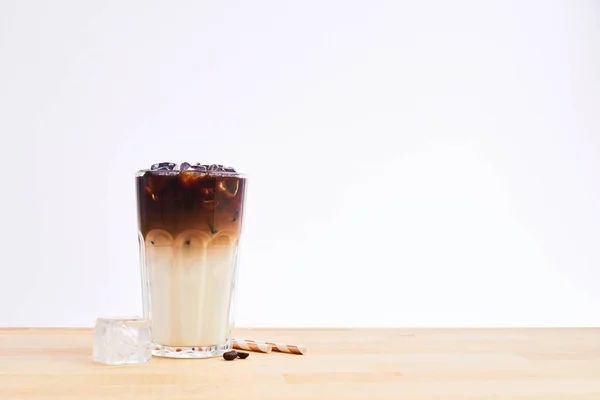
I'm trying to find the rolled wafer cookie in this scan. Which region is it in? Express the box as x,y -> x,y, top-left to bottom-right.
232,339 -> 272,353
244,339 -> 307,355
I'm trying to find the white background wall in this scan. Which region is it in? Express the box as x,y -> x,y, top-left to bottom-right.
1,0 -> 599,327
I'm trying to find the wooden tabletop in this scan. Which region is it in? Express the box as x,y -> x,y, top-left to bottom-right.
1,328 -> 599,399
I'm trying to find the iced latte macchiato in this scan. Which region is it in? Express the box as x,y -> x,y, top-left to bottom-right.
136,162 -> 246,358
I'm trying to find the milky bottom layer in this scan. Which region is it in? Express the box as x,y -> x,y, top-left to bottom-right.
142,229 -> 238,347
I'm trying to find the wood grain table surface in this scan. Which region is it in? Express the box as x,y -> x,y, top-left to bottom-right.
1,328 -> 599,399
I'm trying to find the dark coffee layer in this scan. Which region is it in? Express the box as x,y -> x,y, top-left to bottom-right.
136,170 -> 246,239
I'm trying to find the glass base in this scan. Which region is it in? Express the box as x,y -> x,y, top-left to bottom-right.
152,341 -> 230,359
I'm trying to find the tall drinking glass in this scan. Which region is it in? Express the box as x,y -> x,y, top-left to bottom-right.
136,165 -> 246,358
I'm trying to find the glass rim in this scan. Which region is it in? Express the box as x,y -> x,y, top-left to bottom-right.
135,169 -> 247,178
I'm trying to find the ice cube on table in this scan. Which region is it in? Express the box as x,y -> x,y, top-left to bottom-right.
93,316 -> 152,365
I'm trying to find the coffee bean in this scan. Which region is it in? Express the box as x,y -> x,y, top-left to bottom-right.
223,351 -> 238,361
237,351 -> 249,359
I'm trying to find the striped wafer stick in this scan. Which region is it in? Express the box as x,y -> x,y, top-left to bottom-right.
244,339 -> 307,355
232,339 -> 272,353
